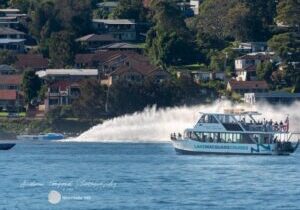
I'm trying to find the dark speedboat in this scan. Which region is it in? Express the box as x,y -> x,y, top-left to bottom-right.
0,143 -> 15,150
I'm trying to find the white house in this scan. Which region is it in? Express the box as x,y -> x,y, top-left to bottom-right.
96,2 -> 118,13
233,42 -> 268,53
0,27 -> 25,52
235,53 -> 272,81
36,69 -> 99,111
190,0 -> 201,15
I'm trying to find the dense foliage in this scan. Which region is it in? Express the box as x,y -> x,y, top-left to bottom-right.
0,0 -> 299,118
22,70 -> 42,103
72,77 -> 215,118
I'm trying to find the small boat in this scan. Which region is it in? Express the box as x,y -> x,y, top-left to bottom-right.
171,109 -> 300,155
0,143 -> 15,150
16,133 -> 64,141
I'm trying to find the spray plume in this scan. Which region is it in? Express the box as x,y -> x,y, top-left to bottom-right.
68,101 -> 300,142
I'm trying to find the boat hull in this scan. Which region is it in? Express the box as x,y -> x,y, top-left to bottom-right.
0,143 -> 15,150
172,139 -> 293,155
16,133 -> 64,141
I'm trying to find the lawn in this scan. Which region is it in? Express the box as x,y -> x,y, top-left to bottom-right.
171,63 -> 208,71
0,112 -> 26,118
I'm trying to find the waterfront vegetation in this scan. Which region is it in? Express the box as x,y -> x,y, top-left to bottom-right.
0,117 -> 102,139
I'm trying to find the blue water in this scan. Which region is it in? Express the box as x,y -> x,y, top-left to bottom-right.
1,142 -> 300,210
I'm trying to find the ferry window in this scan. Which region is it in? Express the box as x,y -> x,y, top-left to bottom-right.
191,132 -> 198,140
212,133 -> 218,142
235,134 -> 241,143
194,132 -> 203,142
227,133 -> 233,142
208,133 -> 214,142
184,131 -> 188,138
202,133 -> 208,142
198,115 -> 218,124
220,133 -> 226,142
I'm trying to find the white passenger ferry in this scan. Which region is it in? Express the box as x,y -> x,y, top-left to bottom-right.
171,109 -> 300,155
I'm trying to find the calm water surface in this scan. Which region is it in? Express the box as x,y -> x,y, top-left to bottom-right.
1,142 -> 300,210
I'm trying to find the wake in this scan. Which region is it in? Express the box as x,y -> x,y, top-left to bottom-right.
67,101 -> 300,142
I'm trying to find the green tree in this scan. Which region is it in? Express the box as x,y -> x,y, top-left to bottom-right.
0,0 -> 9,7
256,61 -> 274,82
29,0 -> 92,49
93,7 -> 109,19
111,0 -> 147,21
48,31 -> 77,67
146,1 -> 198,66
9,0 -> 31,13
55,0 -> 92,36
209,55 -> 224,72
277,0 -> 300,31
29,1 -> 58,41
0,50 -> 17,65
192,0 -> 233,39
72,79 -> 106,120
225,2 -> 252,41
268,32 -> 300,62
284,63 -> 300,87
191,0 -> 275,42
22,70 -> 42,103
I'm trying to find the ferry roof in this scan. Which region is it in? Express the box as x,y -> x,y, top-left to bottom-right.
200,111 -> 261,116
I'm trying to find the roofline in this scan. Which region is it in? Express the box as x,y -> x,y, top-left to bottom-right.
199,111 -> 262,116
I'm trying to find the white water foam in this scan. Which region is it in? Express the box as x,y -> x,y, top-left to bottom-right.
68,101 -> 300,142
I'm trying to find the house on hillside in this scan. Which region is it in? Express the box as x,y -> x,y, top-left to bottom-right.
36,69 -> 98,112
0,27 -> 25,52
232,42 -> 268,53
0,8 -> 24,17
0,65 -> 17,75
0,8 -> 27,29
75,51 -> 152,75
14,54 -> 49,71
235,53 -> 273,81
0,89 -> 23,110
96,1 -> 119,13
74,51 -> 125,70
227,80 -> 269,94
101,55 -> 170,86
0,16 -> 19,29
176,70 -> 225,83
92,19 -> 137,41
0,74 -> 23,110
0,74 -> 22,90
76,34 -> 119,51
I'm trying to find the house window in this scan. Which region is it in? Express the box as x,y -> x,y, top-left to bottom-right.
50,87 -> 59,93
49,99 -> 59,105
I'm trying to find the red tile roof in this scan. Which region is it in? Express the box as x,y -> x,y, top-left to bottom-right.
76,34 -> 119,42
0,74 -> 22,85
143,0 -> 152,7
75,51 -> 121,65
110,54 -> 162,76
228,80 -> 269,90
0,90 -> 17,100
14,54 -> 49,70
